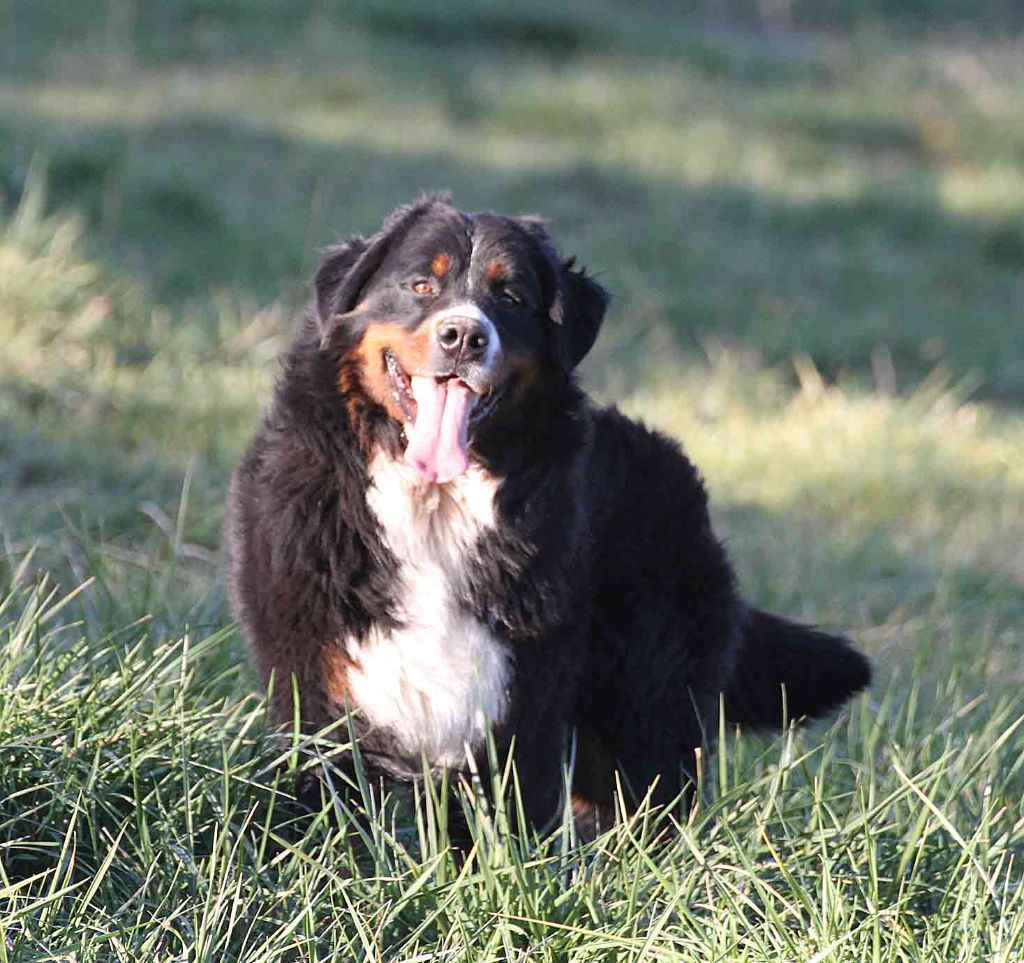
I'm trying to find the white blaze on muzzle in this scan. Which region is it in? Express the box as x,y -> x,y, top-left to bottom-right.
424,302 -> 500,368
404,302 -> 500,485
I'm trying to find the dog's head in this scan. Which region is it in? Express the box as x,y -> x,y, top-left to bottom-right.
314,194 -> 609,483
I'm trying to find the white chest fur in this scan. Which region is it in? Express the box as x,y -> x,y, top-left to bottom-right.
347,455 -> 511,769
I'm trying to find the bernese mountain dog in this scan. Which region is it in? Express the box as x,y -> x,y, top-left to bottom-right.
227,194 -> 870,833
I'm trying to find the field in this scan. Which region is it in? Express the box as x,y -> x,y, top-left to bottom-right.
2,1 -> 1024,959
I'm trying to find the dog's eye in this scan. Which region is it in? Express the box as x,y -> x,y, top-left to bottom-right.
409,278 -> 436,296
497,289 -> 522,308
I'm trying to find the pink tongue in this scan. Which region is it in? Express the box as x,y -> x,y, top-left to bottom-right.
404,376 -> 474,483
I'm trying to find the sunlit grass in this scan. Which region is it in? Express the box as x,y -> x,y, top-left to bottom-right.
1,550 -> 1023,960
5,46 -> 1024,204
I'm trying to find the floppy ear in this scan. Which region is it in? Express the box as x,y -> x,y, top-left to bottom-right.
551,257 -> 610,371
313,195 -> 447,348
313,236 -> 370,335
512,216 -> 610,372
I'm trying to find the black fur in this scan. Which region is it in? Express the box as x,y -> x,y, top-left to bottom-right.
226,195 -> 870,830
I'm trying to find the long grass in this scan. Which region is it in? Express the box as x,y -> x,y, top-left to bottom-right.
2,549 -> 1023,959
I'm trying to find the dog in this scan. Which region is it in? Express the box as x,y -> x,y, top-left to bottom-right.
226,194 -> 870,833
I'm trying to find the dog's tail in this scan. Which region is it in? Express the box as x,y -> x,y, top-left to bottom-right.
723,608 -> 871,730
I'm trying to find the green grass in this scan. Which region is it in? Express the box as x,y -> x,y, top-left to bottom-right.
1,1 -> 1024,959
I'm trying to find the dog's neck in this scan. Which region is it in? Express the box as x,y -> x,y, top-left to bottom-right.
364,451 -> 499,564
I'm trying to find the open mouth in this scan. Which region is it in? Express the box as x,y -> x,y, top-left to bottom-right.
384,350 -> 501,484
385,350 -> 417,423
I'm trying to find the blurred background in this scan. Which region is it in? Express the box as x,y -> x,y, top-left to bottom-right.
0,0 -> 1022,684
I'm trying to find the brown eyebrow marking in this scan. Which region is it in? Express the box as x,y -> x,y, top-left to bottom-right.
430,252 -> 451,279
485,259 -> 509,283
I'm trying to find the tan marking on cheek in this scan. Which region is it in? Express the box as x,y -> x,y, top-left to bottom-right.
340,320 -> 436,430
430,252 -> 451,279
340,322 -> 404,428
394,322 -> 434,374
485,259 -> 509,283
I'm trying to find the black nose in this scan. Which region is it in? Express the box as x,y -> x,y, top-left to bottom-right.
435,316 -> 490,361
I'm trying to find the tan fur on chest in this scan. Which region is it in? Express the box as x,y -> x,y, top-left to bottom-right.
346,455 -> 511,769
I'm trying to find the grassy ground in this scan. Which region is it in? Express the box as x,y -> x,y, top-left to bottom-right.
1,1 -> 1023,959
